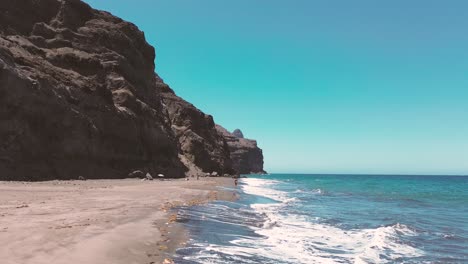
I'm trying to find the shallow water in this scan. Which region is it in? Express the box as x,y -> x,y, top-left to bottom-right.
173,174 -> 468,263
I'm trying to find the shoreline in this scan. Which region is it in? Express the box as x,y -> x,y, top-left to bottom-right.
0,177 -> 236,264
159,177 -> 239,262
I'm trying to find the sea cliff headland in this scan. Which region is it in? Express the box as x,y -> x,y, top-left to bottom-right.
0,0 -> 265,181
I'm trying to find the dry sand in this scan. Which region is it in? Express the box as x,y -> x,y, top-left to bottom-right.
0,177 -> 236,264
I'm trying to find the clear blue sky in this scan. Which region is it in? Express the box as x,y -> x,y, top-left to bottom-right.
84,0 -> 468,175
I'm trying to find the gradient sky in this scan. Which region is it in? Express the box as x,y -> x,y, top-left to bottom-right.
84,0 -> 468,175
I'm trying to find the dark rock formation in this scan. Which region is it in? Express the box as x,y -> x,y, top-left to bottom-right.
232,129 -> 244,139
0,0 -> 264,180
161,86 -> 234,176
0,0 -> 185,180
128,170 -> 144,178
216,125 -> 266,174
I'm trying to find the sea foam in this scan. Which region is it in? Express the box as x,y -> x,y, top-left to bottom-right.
175,174 -> 467,264
219,178 -> 425,264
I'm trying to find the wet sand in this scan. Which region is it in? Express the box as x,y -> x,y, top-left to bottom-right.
0,177 -> 236,264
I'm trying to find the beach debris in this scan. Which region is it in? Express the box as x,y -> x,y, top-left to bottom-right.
211,171 -> 218,177
168,214 -> 177,223
185,178 -> 189,181
157,173 -> 164,178
163,258 -> 174,264
145,173 -> 153,180
159,245 -> 168,251
205,173 -> 210,177
128,170 -> 144,178
78,176 -> 87,181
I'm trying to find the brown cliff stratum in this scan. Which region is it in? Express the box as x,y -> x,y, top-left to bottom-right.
0,0 -> 265,180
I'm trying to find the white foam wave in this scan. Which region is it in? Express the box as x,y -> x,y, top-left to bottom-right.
238,178 -> 425,263
182,178 -> 425,264
312,188 -> 324,195
241,178 -> 289,202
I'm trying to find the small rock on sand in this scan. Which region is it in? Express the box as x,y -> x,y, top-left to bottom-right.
145,173 -> 153,180
163,258 -> 174,264
128,170 -> 144,178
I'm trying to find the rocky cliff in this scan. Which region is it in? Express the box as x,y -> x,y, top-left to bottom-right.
0,0 -> 264,180
161,86 -> 234,176
216,126 -> 266,174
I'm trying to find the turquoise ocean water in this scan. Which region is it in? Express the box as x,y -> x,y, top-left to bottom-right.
174,174 -> 468,263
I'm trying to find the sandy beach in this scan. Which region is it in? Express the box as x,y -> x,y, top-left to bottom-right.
0,177 -> 236,264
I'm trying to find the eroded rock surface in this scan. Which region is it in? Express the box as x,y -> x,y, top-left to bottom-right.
0,0 -> 265,180
0,0 -> 184,180
216,125 -> 266,174
161,86 -> 234,176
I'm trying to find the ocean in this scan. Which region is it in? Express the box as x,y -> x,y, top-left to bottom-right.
173,174 -> 468,263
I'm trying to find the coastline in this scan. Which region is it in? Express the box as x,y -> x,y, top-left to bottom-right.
161,177 -> 239,262
0,177 -> 236,264
172,174 -> 468,263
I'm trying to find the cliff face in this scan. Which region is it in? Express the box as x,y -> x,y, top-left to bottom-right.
0,0 -> 185,180
216,126 -> 266,174
161,86 -> 234,176
0,0 -> 264,180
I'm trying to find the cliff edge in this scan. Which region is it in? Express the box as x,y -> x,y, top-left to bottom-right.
216,126 -> 266,174
0,0 -> 264,180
